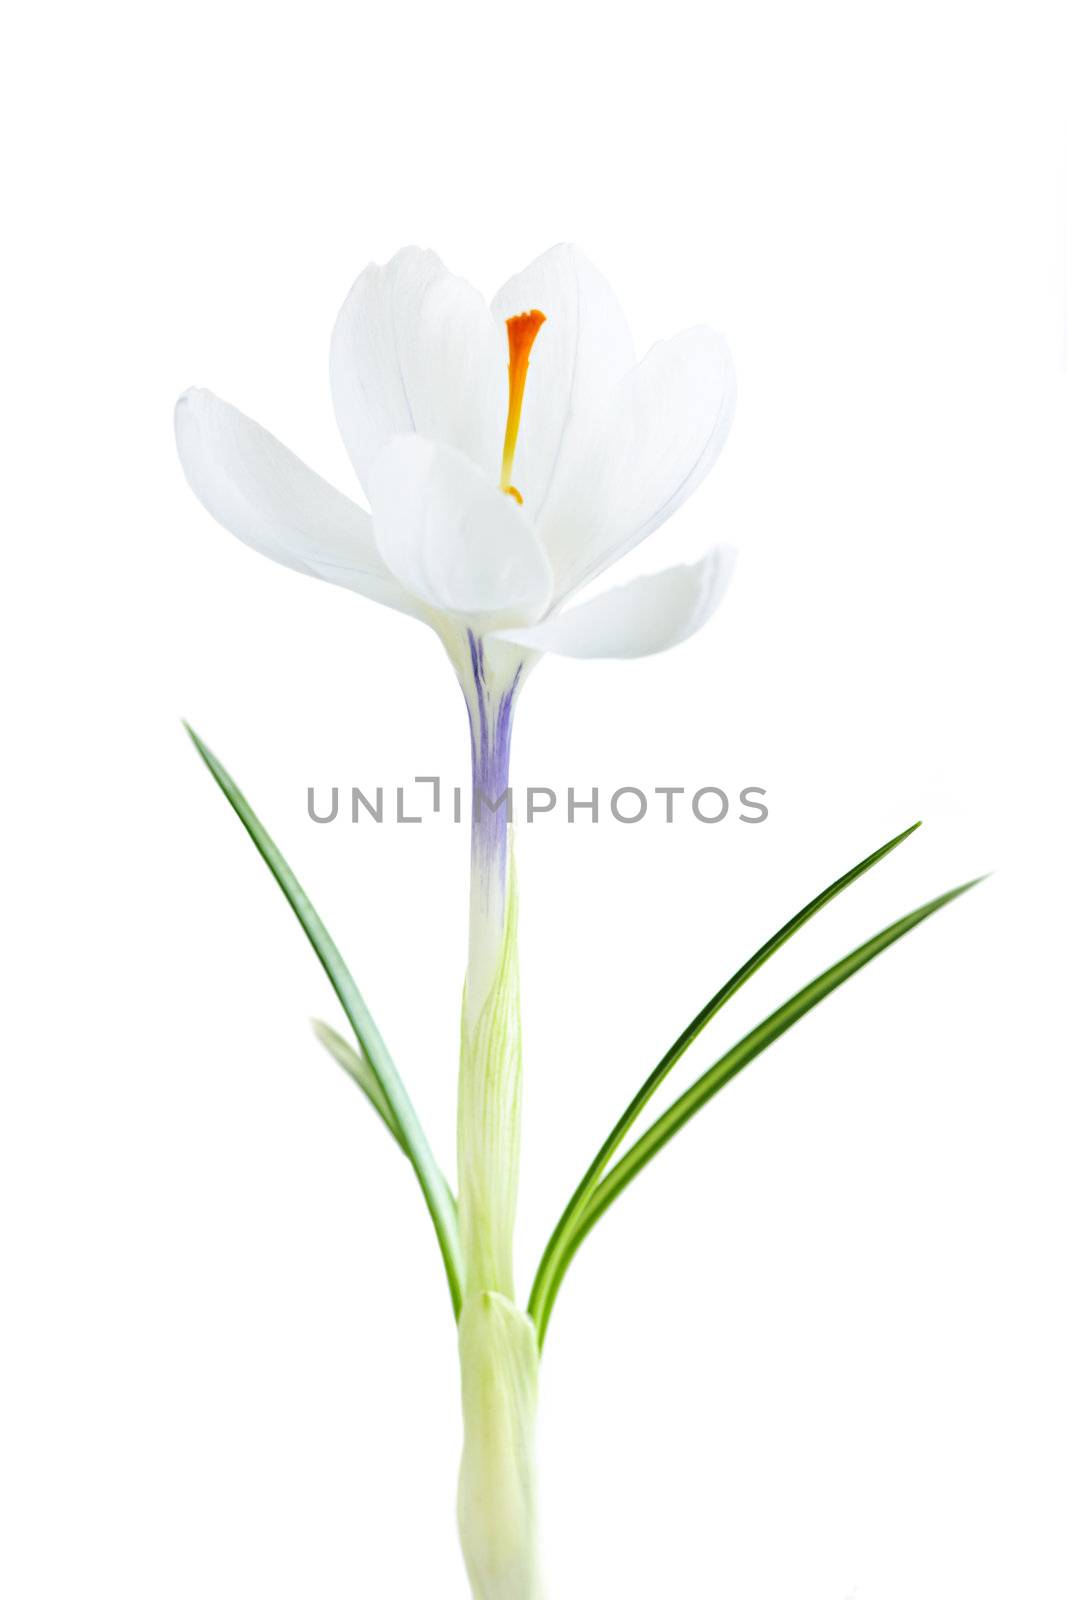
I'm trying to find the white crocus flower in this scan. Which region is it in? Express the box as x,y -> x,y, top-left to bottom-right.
175,244 -> 736,1600
175,243 -> 735,676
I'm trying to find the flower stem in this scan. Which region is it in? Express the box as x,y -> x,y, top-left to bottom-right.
454,632 -> 543,1600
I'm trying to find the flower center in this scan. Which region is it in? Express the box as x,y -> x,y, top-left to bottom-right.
499,310 -> 546,504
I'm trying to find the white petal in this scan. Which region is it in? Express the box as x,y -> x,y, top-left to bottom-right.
174,388 -> 419,614
365,437 -> 553,626
538,327 -> 737,596
490,244 -> 635,523
496,545 -> 735,659
330,247 -> 505,491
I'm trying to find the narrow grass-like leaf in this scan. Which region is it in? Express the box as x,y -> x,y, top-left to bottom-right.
184,723 -> 463,1317
312,1019 -> 404,1147
528,822 -> 921,1332
530,875 -> 983,1343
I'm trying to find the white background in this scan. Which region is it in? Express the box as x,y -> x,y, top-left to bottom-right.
2,3 -> 1064,1596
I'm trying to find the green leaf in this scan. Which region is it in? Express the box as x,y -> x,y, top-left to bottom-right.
184,722 -> 463,1318
527,822 -> 922,1334
312,1019 -> 404,1147
529,874 -> 983,1344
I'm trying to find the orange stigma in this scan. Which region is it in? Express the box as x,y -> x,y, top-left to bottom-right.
500,309 -> 546,502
